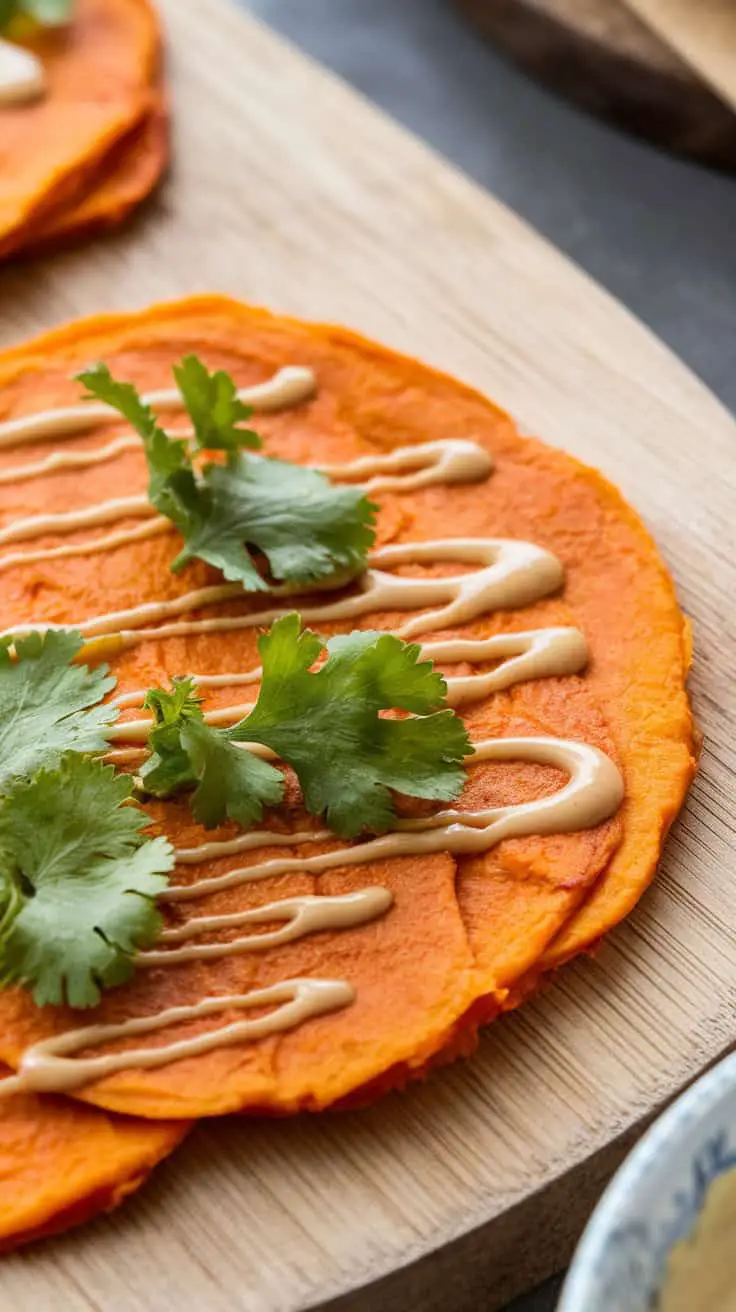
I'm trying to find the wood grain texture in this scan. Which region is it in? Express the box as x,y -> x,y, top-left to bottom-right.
0,1 -> 734,1308
624,0 -> 736,114
454,0 -> 736,169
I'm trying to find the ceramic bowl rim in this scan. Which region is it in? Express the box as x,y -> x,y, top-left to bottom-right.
558,1049 -> 736,1311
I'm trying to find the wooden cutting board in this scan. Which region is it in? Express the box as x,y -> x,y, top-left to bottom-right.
624,0 -> 736,114
454,0 -> 736,169
0,2 -> 735,1309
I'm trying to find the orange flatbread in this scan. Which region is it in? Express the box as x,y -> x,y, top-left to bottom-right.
539,483 -> 696,969
0,297 -> 694,1118
0,0 -> 162,258
19,91 -> 169,257
0,1065 -> 188,1250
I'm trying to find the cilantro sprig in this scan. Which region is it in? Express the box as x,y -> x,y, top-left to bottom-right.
78,356 -> 376,592
172,355 -> 261,453
0,756 -> 173,1009
0,633 -> 175,1009
140,613 -> 472,839
0,617 -> 469,1008
0,340 -> 468,1010
140,678 -> 283,831
0,630 -> 118,790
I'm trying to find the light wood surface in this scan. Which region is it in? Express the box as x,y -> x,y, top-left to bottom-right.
625,0 -> 736,114
454,0 -> 736,169
0,1 -> 735,1308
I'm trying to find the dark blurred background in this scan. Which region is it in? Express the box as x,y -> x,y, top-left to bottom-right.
243,0 -> 736,415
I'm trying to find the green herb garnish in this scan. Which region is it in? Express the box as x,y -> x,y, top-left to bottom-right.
172,354 -> 261,454
0,630 -> 117,791
78,357 -> 376,592
140,613 -> 472,839
0,755 -> 173,1009
140,677 -> 284,831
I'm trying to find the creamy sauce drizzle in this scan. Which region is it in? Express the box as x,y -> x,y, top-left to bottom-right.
0,38 -> 45,106
165,737 -> 623,900
112,666 -> 263,710
140,887 -> 393,965
0,519 -> 172,574
0,366 -> 317,450
9,979 -> 354,1096
0,439 -> 493,575
335,439 -> 493,494
3,736 -> 621,1096
0,435 -> 140,485
0,434 -> 492,496
108,627 -> 589,739
426,628 -> 590,705
112,628 -> 588,714
0,364 -> 626,1096
0,495 -> 154,548
1,538 -> 566,649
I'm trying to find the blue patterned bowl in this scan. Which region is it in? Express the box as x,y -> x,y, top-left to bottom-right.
558,1051 -> 736,1312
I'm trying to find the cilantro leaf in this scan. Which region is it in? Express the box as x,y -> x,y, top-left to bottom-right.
0,630 -> 117,792
172,355 -> 260,453
173,453 -> 376,588
78,359 -> 376,591
140,614 -> 471,839
0,756 -> 173,1009
79,365 -> 218,572
238,615 -> 472,837
138,677 -> 204,797
139,677 -> 284,828
181,719 -> 284,830
78,363 -> 190,502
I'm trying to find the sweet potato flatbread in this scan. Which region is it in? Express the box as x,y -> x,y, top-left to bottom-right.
538,473 -> 696,969
20,89 -> 169,256
0,0 -> 163,258
0,1064 -> 188,1250
0,297 -> 693,1121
